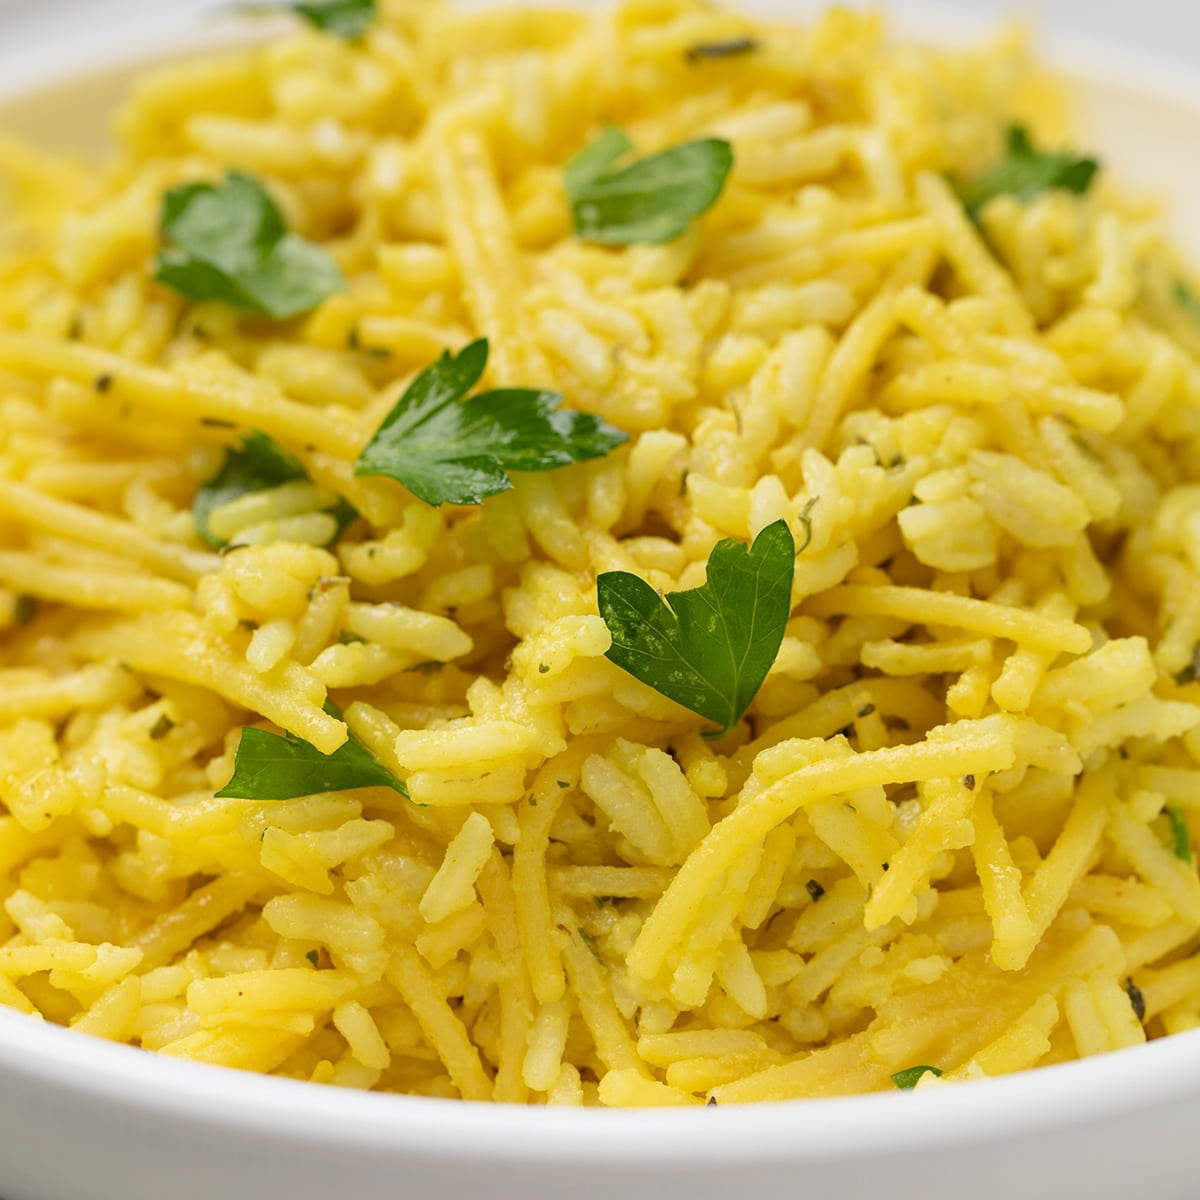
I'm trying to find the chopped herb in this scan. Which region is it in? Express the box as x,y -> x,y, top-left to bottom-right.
1070,433 -> 1103,465
564,126 -> 733,246
405,660 -> 445,675
557,780 -> 570,789
148,714 -> 175,741
1126,978 -> 1146,1023
338,629 -> 367,645
963,774 -> 976,791
199,417 -> 237,430
955,126 -> 1098,220
1175,280 -> 1200,324
94,374 -> 114,393
305,949 -> 320,967
156,171 -> 345,319
881,862 -> 890,872
355,339 -> 627,507
1173,645 -> 1200,686
1166,805 -> 1192,865
892,1064 -> 943,1089
528,796 -> 538,807
706,1095 -> 718,1107
857,703 -> 876,718
796,496 -> 818,555
234,0 -> 374,40
805,879 -> 825,902
685,36 -> 759,62
216,701 -> 408,800
598,519 -> 794,737
577,928 -> 604,964
12,594 -> 37,627
537,663 -> 550,674
193,429 -> 356,549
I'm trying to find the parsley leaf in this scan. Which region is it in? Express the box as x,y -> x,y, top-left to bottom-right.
1167,805 -> 1193,864
235,0 -> 375,39
955,126 -> 1099,219
216,702 -> 407,800
155,172 -> 344,319
597,518 -> 795,737
355,339 -> 627,507
565,127 -> 733,245
193,430 -> 356,548
891,1065 -> 942,1090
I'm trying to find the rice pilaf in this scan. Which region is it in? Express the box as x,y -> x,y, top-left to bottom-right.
0,0 -> 1199,1105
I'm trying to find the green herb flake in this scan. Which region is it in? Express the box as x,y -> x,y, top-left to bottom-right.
1176,279 -> 1200,323
235,0 -> 374,40
577,928 -> 604,965
338,630 -> 367,645
564,126 -> 734,246
192,429 -> 356,549
148,714 -> 176,741
1126,977 -> 1146,1023
404,661 -> 445,677
156,171 -> 345,319
955,125 -> 1099,220
597,518 -> 794,737
12,594 -> 38,627
685,37 -> 759,62
216,701 -> 408,801
1175,647 -> 1200,687
355,338 -> 627,507
1070,433 -> 1103,466
796,496 -> 818,555
706,1095 -> 718,1107
891,1064 -> 942,1090
806,879 -> 825,902
1166,805 -> 1192,865
305,949 -> 320,967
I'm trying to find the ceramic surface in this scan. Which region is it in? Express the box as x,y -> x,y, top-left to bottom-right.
1,3 -> 1199,1198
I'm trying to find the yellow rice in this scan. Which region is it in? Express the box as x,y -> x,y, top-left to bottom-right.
1,0 -> 1200,1105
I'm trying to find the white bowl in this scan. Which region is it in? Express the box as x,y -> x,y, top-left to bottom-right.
2,1003 -> 1200,1200
4,4 -> 1200,1198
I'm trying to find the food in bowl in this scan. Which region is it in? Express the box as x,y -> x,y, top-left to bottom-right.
1,0 -> 1200,1108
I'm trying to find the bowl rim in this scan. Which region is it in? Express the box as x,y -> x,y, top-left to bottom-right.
3,1004 -> 1200,1163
